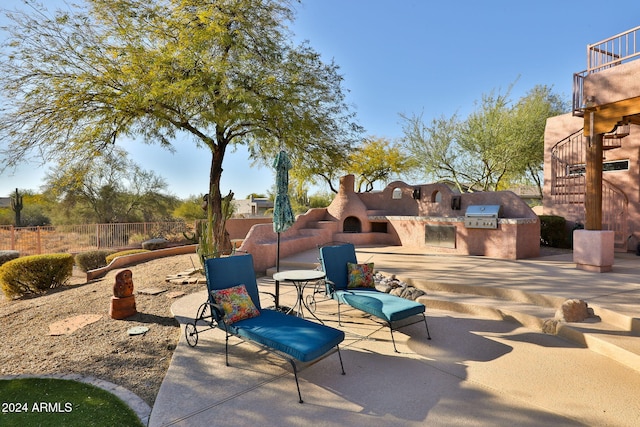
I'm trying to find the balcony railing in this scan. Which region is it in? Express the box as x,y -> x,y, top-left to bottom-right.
573,26 -> 640,115
587,26 -> 640,72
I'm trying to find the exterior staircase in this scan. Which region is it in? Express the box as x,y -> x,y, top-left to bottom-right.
550,128 -> 629,250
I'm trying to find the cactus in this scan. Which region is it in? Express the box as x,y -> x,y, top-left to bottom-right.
9,188 -> 23,227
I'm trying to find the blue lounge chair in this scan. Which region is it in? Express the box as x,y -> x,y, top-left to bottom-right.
319,243 -> 431,352
184,253 -> 345,403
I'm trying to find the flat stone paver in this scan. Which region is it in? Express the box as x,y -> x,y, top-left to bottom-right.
48,314 -> 102,336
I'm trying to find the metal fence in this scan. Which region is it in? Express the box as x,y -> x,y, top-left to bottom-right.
0,222 -> 195,256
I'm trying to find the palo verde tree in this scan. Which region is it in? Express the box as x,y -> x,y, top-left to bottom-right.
401,84 -> 567,194
348,137 -> 415,192
0,0 -> 360,254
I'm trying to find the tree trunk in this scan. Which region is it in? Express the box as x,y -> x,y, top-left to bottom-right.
207,143 -> 232,256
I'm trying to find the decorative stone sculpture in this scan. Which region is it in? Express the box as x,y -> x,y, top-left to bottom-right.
110,269 -> 137,319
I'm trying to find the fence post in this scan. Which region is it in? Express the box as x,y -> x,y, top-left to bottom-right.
37,226 -> 42,254
96,224 -> 100,249
11,226 -> 15,251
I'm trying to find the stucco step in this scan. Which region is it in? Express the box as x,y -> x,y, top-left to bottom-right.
313,220 -> 339,230
298,228 -> 323,236
420,291 -> 556,331
409,277 -> 565,310
420,289 -> 640,373
410,274 -> 640,336
557,321 -> 640,372
366,210 -> 390,216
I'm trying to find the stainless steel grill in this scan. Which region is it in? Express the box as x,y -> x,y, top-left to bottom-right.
464,205 -> 502,229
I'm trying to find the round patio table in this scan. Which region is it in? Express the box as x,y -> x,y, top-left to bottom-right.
272,270 -> 326,323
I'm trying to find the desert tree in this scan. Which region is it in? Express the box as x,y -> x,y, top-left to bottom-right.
402,84 -> 567,193
0,0 -> 361,253
43,147 -> 174,224
349,137 -> 415,192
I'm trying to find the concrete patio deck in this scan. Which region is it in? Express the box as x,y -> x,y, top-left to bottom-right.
149,246 -> 640,427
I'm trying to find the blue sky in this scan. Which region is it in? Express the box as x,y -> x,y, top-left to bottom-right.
1,0 -> 640,199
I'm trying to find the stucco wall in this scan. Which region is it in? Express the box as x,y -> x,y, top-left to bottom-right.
226,217 -> 272,240
584,60 -> 640,106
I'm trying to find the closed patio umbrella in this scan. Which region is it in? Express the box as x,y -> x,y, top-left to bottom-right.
273,150 -> 295,310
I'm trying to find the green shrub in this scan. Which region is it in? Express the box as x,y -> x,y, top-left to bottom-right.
105,249 -> 150,264
127,233 -> 147,246
539,215 -> 572,248
0,250 -> 19,267
0,253 -> 74,298
75,250 -> 115,272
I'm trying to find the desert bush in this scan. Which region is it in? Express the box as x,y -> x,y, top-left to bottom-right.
75,250 -> 115,272
539,215 -> 572,248
0,250 -> 19,267
0,254 -> 74,298
105,249 -> 150,264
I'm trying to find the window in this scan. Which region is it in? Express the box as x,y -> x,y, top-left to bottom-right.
567,159 -> 629,176
392,188 -> 402,199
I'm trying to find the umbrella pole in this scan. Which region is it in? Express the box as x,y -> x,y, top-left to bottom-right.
275,232 -> 281,310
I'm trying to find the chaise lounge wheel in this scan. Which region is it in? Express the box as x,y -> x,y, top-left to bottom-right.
185,323 -> 198,347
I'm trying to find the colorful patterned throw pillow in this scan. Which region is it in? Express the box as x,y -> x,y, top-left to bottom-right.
347,262 -> 375,289
211,284 -> 260,324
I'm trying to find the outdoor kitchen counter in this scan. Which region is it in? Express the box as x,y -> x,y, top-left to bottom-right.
368,216 -> 540,259
369,215 -> 539,224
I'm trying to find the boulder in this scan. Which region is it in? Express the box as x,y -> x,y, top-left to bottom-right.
555,298 -> 591,322
141,238 -> 169,250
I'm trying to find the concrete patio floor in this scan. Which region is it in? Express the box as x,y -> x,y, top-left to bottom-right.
149,247 -> 640,427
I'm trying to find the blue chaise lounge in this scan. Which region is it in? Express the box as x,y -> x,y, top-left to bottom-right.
184,253 -> 345,403
319,243 -> 431,352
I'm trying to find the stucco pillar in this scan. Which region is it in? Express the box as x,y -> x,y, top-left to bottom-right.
573,229 -> 614,272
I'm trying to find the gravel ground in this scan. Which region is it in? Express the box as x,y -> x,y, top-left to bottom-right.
0,253 -> 204,406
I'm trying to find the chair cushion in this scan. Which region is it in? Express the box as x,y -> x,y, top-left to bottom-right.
211,284 -> 260,324
336,289 -> 425,322
347,262 -> 375,288
229,310 -> 345,362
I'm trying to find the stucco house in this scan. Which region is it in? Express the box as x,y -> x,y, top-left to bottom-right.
232,196 -> 273,217
543,25 -> 640,252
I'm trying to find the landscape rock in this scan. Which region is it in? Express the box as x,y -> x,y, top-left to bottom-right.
374,272 -> 424,301
0,250 -> 19,266
542,319 -> 559,334
142,238 -> 169,250
555,298 -> 592,322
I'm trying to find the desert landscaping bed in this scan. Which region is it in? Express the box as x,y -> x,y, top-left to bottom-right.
0,253 -> 204,406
